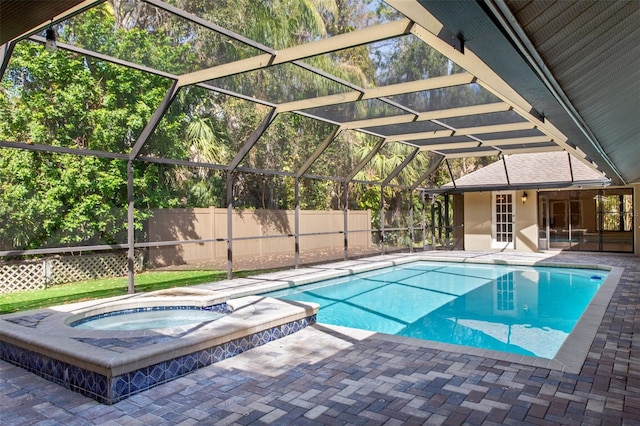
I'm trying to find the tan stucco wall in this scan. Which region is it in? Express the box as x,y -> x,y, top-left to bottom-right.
463,192 -> 492,250
515,190 -> 538,252
463,191 -> 538,252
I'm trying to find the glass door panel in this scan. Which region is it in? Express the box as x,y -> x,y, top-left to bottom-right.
548,191 -> 569,249
538,194 -> 549,250
540,189 -> 633,253
598,188 -> 633,252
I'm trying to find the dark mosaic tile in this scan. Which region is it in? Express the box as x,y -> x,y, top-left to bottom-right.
238,337 -> 251,352
2,314 -> 315,404
213,345 -> 226,362
271,327 -> 282,340
130,370 -> 149,394
281,323 -> 292,336
166,359 -> 180,380
250,332 -> 263,347
226,341 -> 239,357
183,353 -> 197,372
148,363 -> 165,386
112,375 -> 129,400
197,348 -> 212,368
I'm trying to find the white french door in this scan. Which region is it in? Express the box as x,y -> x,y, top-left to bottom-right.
492,191 -> 515,249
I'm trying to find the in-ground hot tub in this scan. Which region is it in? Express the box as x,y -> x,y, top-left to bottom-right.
68,305 -> 230,330
0,288 -> 317,404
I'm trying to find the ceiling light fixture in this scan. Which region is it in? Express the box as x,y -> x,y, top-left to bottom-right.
122,0 -> 136,12
45,24 -> 57,53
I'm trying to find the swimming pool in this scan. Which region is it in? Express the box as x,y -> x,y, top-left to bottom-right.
261,261 -> 607,359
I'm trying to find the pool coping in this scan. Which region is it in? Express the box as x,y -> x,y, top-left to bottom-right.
0,292 -> 318,403
0,252 -> 622,403
196,252 -> 621,375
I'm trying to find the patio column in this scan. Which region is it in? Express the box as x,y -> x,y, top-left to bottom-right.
226,170 -> 233,279
343,181 -> 349,261
421,191 -> 427,251
294,177 -> 300,269
409,189 -> 414,253
127,160 -> 135,294
380,183 -> 385,255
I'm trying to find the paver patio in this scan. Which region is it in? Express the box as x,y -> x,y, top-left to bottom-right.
1,252 -> 639,425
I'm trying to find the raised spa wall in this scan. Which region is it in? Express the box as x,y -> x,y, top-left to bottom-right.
0,256 -> 405,405
0,292 -> 318,404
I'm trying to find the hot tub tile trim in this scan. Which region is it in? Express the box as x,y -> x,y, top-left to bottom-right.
0,313 -> 316,404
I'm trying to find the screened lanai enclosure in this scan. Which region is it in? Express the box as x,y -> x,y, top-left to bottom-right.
0,0 -> 614,292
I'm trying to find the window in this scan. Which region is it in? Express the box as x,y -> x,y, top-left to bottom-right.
597,193 -> 633,232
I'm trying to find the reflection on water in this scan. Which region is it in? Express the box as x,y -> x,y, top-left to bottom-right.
263,262 -> 604,359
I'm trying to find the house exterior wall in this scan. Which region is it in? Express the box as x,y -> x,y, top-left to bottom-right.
463,191 -> 538,252
515,190 -> 539,252
464,187 -> 639,255
463,192 -> 492,250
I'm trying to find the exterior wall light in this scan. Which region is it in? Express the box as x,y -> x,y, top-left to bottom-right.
521,191 -> 528,204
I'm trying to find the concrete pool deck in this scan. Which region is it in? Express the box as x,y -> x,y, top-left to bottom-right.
2,251 -> 640,424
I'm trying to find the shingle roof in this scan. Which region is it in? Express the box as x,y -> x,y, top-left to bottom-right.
444,151 -> 610,191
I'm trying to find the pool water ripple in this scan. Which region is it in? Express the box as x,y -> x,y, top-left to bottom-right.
262,261 -> 606,359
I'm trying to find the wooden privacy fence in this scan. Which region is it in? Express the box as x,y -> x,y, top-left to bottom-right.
147,208 -> 372,267
0,209 -> 372,293
0,252 -> 144,294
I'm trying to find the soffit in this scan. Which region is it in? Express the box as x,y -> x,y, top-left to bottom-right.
419,0 -> 640,185
0,1 -> 88,43
504,0 -> 640,184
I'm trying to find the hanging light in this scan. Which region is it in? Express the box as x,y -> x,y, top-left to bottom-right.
45,27 -> 57,52
521,191 -> 528,204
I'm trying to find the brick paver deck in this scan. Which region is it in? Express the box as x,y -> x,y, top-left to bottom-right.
2,252 -> 639,425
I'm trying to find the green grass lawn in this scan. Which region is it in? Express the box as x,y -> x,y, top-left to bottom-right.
0,270 -> 253,314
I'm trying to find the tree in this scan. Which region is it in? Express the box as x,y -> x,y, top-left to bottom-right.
0,5 -> 189,250
0,0 -> 483,254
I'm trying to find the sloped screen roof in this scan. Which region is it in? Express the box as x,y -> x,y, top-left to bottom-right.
0,0 -> 615,191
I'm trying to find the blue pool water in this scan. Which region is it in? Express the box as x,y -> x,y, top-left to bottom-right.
261,261 -> 606,359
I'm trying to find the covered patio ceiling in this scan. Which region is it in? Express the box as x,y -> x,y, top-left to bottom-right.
2,0 -> 638,189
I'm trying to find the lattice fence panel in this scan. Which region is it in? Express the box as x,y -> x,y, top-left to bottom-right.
0,252 -> 144,294
0,262 -> 45,293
